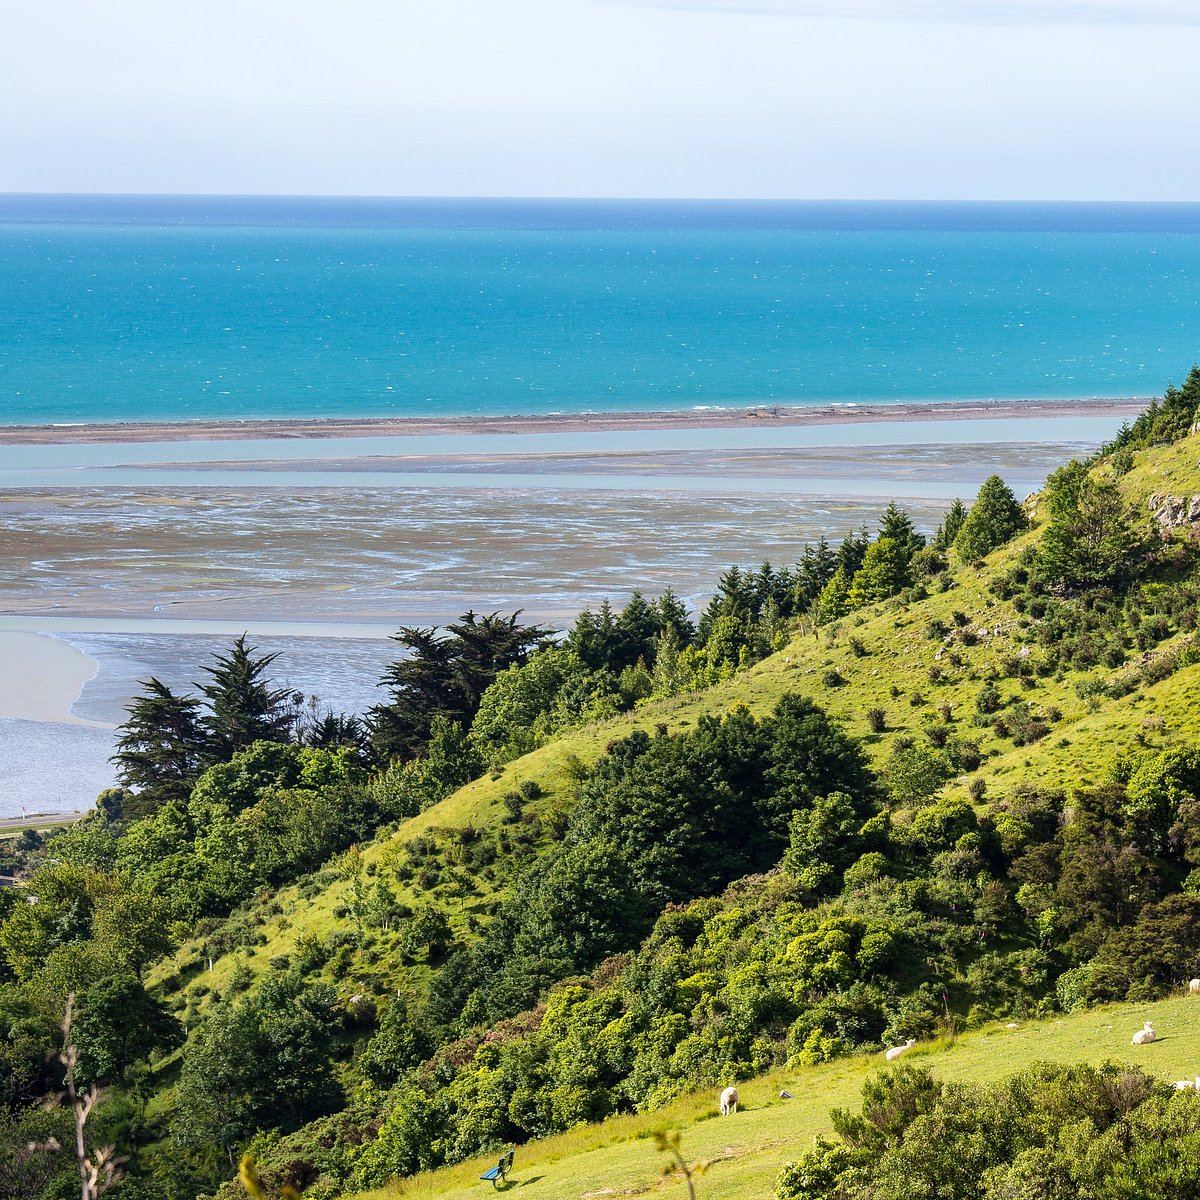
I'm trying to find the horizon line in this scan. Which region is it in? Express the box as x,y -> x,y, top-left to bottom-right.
3,191 -> 1200,206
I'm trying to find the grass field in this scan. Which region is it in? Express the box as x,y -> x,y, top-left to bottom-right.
354,991 -> 1200,1200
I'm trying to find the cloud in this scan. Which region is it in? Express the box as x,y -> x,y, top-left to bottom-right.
600,0 -> 1200,22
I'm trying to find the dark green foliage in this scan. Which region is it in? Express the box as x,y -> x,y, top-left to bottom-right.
1037,462 -> 1143,589
111,678 -> 207,816
371,611 -> 551,762
1107,364 -> 1200,453
73,973 -> 182,1084
877,502 -> 925,563
198,635 -> 297,762
172,972 -> 341,1162
109,742 -> 371,922
0,986 -> 61,1109
847,538 -> 911,607
358,995 -> 431,1087
952,474 -> 1027,563
777,1062 -> 1199,1200
934,497 -> 968,551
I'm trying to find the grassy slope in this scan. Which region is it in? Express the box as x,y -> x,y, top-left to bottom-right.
354,991 -> 1200,1200
150,431 -> 1200,1002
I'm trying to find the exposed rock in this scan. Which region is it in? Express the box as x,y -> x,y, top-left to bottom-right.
1148,492 -> 1200,529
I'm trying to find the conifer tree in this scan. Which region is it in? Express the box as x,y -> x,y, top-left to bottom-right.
878,501 -> 926,562
111,678 -> 207,814
846,537 -> 911,608
372,611 -> 549,763
654,588 -> 695,646
953,475 -> 1027,563
935,498 -> 968,550
196,635 -> 296,763
835,527 -> 871,578
815,564 -> 851,624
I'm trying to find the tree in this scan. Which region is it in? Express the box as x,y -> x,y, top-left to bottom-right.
111,679 -> 206,816
846,538 -> 910,609
878,502 -> 925,563
372,611 -> 551,762
196,636 -> 295,762
952,475 -> 1027,563
445,609 -> 553,712
934,498 -> 968,551
1037,465 -> 1141,588
73,974 -> 182,1085
172,974 -> 339,1164
815,565 -> 851,624
89,888 -> 174,978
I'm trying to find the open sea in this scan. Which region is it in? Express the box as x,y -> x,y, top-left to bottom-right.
1,196 -> 1199,424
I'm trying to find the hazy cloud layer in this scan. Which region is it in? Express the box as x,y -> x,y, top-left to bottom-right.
3,0 -> 1197,197
609,0 -> 1200,21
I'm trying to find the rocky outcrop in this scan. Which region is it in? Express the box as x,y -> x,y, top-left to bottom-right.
1148,493 -> 1200,529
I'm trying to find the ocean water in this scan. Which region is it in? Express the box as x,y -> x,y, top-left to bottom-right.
1,196 -> 1199,424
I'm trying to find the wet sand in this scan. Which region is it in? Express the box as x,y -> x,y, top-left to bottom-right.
0,396 -> 1148,446
0,632 -> 111,727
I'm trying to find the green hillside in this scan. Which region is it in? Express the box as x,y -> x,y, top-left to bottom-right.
8,372 -> 1200,1200
355,990 -> 1200,1200
148,407 -> 1200,1010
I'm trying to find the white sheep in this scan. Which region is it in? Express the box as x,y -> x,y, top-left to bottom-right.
1174,1076 -> 1200,1090
719,1086 -> 739,1116
1189,978 -> 1200,995
885,1038 -> 916,1062
1131,1022 -> 1157,1045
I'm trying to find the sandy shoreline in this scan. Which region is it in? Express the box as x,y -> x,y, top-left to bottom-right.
0,397 -> 1150,446
0,632 -> 114,727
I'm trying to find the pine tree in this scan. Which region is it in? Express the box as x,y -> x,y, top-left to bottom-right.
953,475 -> 1027,563
111,678 -> 206,815
835,527 -> 871,578
370,626 -> 461,763
815,564 -> 851,624
795,537 -> 837,613
846,537 -> 911,608
935,498 -> 968,550
196,635 -> 296,763
615,591 -> 661,669
655,588 -> 695,647
372,611 -> 549,763
445,609 -> 551,710
878,501 -> 925,562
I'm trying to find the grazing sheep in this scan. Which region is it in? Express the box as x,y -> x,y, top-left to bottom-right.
885,1038 -> 916,1062
1132,1022 -> 1157,1045
719,1086 -> 739,1116
1189,978 -> 1200,995
1174,1076 -> 1200,1090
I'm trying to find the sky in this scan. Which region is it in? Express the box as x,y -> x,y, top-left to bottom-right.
2,0 -> 1197,199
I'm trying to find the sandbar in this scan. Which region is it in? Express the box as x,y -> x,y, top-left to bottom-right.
0,632 -> 113,727
0,397 -> 1150,446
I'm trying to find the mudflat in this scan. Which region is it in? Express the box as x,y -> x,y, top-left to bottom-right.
0,396 -> 1148,445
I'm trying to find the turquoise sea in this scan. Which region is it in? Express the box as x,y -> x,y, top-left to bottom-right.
1,196 -> 1199,424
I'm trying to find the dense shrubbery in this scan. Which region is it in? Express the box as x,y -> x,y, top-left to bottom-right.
776,1062 -> 1200,1200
